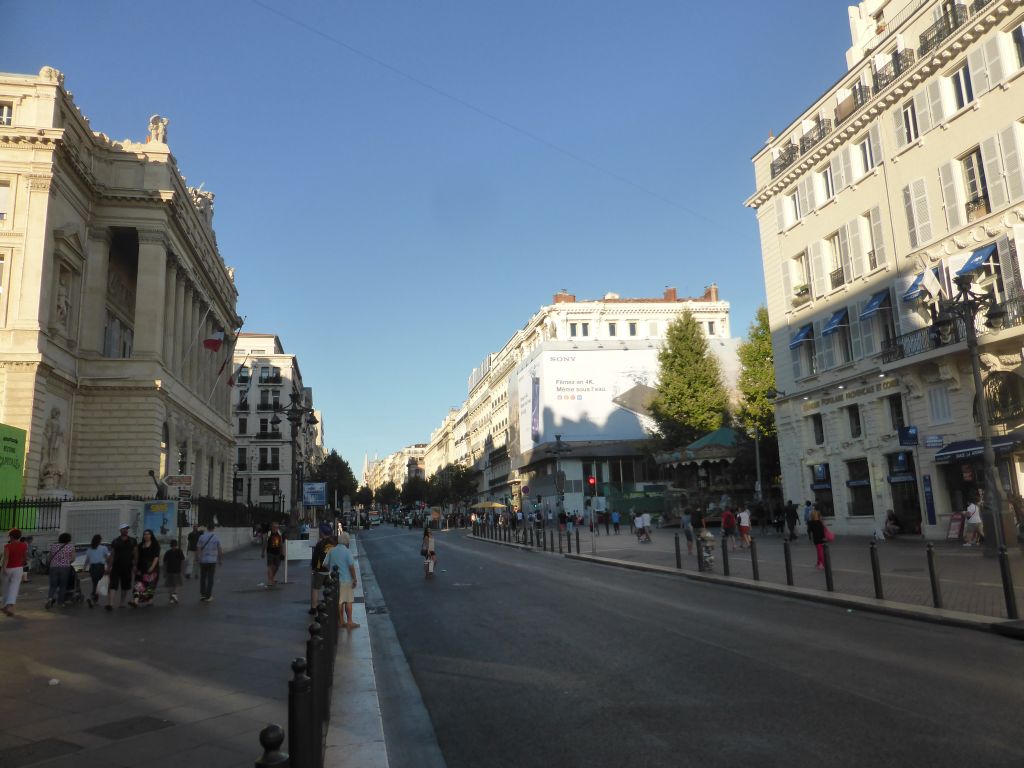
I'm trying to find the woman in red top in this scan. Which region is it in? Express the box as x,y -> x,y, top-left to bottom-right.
2,528 -> 29,616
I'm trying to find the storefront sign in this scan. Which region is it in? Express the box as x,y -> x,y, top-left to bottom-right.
946,511 -> 965,541
801,377 -> 899,412
923,474 -> 936,526
845,479 -> 871,487
810,482 -> 832,491
898,426 -> 919,447
924,435 -> 944,449
886,473 -> 917,484
813,464 -> 828,482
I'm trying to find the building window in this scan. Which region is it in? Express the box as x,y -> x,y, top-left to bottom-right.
236,365 -> 250,384
788,190 -> 801,223
707,321 -> 716,336
569,322 -> 578,337
628,321 -> 637,337
888,393 -> 906,430
236,447 -> 246,469
259,417 -> 269,434
0,182 -> 9,222
0,103 -> 11,126
819,165 -> 835,202
858,137 -> 875,175
961,147 -> 989,214
793,251 -> 810,294
811,414 -> 825,445
103,311 -> 134,359
1014,24 -> 1024,68
608,322 -> 616,337
901,100 -> 919,144
581,322 -> 589,337
847,405 -> 862,438
238,417 -> 247,435
825,231 -> 845,289
928,385 -> 953,424
951,63 -> 974,110
259,477 -> 279,495
845,458 -> 875,517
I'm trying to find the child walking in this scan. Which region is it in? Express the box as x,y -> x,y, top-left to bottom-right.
163,540 -> 185,604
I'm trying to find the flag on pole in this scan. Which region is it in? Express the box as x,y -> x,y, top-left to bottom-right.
202,330 -> 225,352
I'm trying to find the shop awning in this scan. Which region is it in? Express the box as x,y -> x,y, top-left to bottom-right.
903,272 -> 926,302
933,433 -> 1021,463
821,308 -> 848,336
859,289 -> 890,320
789,324 -> 813,350
956,244 -> 997,276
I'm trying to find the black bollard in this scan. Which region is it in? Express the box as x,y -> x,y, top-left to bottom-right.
529,527 -> 534,546
674,533 -> 682,570
306,622 -> 325,737
750,539 -> 760,581
288,658 -> 313,768
255,724 -> 289,768
575,528 -> 580,555
549,529 -> 554,552
558,530 -> 563,554
926,543 -> 943,609
998,546 -> 1019,620
721,536 -> 730,576
783,539 -> 794,586
696,535 -> 704,572
869,541 -> 884,600
542,528 -> 547,551
823,543 -> 834,592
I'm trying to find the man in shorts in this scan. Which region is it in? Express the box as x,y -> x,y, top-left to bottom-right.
325,531 -> 359,629
262,521 -> 284,587
106,523 -> 137,611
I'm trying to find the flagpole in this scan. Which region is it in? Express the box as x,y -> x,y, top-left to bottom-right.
206,318 -> 246,405
180,306 -> 213,373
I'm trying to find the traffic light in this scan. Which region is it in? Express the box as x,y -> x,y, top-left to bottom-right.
587,476 -> 596,495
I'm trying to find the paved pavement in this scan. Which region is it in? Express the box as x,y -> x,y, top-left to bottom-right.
0,535 -> 386,768
498,524 -> 1024,619
360,526 -> 1024,768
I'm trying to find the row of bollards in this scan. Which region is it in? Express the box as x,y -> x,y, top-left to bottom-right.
256,567 -> 342,768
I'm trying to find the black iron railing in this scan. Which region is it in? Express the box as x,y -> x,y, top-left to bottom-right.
257,402 -> 279,412
893,48 -> 916,75
258,374 -> 282,385
830,267 -> 846,290
799,119 -> 833,154
258,462 -> 281,471
867,249 -> 879,271
255,431 -> 283,440
918,5 -> 968,57
770,144 -> 800,178
852,82 -> 873,109
965,197 -> 990,222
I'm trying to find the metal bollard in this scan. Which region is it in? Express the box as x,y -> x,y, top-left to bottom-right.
750,539 -> 759,581
549,530 -> 554,552
288,658 -> 312,768
558,530 -> 563,553
721,536 -> 730,576
255,724 -> 289,768
823,543 -> 834,592
869,541 -> 884,600
783,539 -> 794,586
926,543 -> 943,609
998,546 -> 1019,620
542,528 -> 547,551
575,528 -> 580,555
674,533 -> 682,570
529,527 -> 534,546
306,622 -> 325,734
696,534 -> 704,571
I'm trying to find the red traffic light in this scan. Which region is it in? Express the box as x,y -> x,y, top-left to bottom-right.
587,476 -> 596,486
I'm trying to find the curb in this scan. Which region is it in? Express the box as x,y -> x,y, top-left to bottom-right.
467,534 -> 1014,636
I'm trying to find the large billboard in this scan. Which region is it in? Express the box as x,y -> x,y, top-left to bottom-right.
516,348 -> 660,451
0,423 -> 26,499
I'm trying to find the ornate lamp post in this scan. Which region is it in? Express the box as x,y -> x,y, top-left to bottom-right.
546,434 -> 571,524
271,392 -> 318,526
933,273 -> 1008,556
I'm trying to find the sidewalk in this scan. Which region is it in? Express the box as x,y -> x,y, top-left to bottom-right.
0,535 -> 386,768
555,525 -> 1023,619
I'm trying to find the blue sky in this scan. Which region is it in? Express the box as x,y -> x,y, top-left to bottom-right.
7,0 -> 852,472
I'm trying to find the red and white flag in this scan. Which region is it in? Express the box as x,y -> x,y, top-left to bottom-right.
202,331 -> 225,352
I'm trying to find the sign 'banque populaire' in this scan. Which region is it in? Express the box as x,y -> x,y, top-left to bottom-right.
801,377 -> 899,413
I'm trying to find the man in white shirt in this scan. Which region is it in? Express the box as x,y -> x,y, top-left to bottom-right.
964,495 -> 984,547
197,524 -> 223,602
737,505 -> 753,549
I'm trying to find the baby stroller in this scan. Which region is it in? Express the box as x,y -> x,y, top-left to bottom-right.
65,567 -> 86,606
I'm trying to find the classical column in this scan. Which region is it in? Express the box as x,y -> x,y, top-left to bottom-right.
162,256 -> 176,368
133,230 -> 168,358
80,227 -> 111,355
173,271 -> 185,375
190,296 -> 202,391
181,285 -> 193,384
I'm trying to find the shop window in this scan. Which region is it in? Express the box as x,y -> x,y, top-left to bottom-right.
809,463 -> 835,517
847,405 -> 862,438
984,371 -> 1024,424
888,393 -> 906,430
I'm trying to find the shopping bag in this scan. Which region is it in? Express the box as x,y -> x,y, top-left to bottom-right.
96,574 -> 110,597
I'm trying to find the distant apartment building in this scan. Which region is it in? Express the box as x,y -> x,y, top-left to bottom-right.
746,0 -> 1024,538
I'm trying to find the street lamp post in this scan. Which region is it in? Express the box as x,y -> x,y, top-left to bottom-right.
933,274 -> 1008,556
547,434 -> 571,528
270,392 -> 318,527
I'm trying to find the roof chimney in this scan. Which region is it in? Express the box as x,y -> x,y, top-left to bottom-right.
554,289 -> 576,304
663,286 -> 677,302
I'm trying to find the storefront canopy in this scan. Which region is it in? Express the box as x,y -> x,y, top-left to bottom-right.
821,308 -> 848,336
789,324 -> 813,350
858,289 -> 890,320
956,244 -> 997,276
933,432 -> 1022,463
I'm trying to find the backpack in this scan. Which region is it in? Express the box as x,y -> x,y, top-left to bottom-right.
722,511 -> 735,528
315,540 -> 334,572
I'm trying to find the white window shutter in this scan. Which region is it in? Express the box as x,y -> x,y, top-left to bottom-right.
781,258 -> 793,302
830,154 -> 846,193
849,217 -> 866,278
869,207 -> 887,267
791,341 -> 803,381
938,161 -> 965,231
903,184 -> 919,249
796,180 -> 809,220
838,224 -> 852,285
913,91 -> 933,135
810,240 -> 826,298
968,44 -> 990,97
849,304 -> 863,360
805,175 -> 818,211
892,108 -> 907,151
981,134 -> 1009,210
841,147 -> 854,188
996,234 -> 1019,297
1012,225 -> 1024,298
814,320 -> 828,372
984,33 -> 1008,89
869,124 -> 883,165
999,123 -> 1024,204
775,197 -> 787,233
823,326 -> 836,370
860,300 -> 877,355
926,79 -> 946,126
911,178 -> 932,244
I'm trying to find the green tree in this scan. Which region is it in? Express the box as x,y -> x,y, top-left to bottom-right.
375,481 -> 400,508
736,306 -> 777,438
354,485 -> 373,509
425,463 -> 479,507
651,311 -> 729,447
401,476 -> 430,507
308,450 -> 357,508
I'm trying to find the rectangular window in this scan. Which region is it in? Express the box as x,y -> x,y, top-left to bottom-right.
569,322 -> 578,337
581,322 -> 589,337
236,365 -> 250,383
259,477 -> 280,495
0,103 -> 11,126
825,232 -> 845,288
1014,25 -> 1024,68
928,385 -> 953,424
628,321 -> 637,337
811,414 -> 825,445
789,190 -> 801,223
888,393 -> 906,430
820,165 -> 835,202
833,325 -> 853,365
845,458 -> 875,517
0,182 -> 9,221
902,101 -> 919,144
707,321 -> 716,336
961,147 -> 989,214
795,251 -> 810,290
858,137 -> 875,175
951,63 -> 974,110
847,405 -> 862,438
238,417 -> 247,435
259,418 -> 269,434
608,322 -> 616,337
236,448 -> 246,469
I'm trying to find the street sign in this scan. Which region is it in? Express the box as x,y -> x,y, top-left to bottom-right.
522,485 -> 530,495
165,475 -> 193,488
924,435 -> 944,449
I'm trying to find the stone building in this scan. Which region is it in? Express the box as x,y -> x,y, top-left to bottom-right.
0,67 -> 240,498
745,0 -> 1024,539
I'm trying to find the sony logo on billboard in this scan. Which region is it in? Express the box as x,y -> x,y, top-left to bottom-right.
548,356 -> 575,362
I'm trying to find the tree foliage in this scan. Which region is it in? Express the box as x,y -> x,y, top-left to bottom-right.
736,306 -> 777,438
651,312 -> 729,448
400,476 -> 430,507
308,450 -> 357,508
375,481 -> 399,508
425,463 -> 479,507
354,485 -> 373,509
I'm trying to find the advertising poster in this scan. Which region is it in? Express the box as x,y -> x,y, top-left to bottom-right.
303,482 -> 327,507
143,500 -> 176,541
0,423 -> 26,500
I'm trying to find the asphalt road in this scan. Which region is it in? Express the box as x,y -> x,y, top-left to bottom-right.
360,526 -> 1024,768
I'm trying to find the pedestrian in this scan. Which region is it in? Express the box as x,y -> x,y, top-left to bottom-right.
421,526 -> 436,576
2,528 -> 28,616
106,523 -> 137,611
611,509 -> 621,534
558,510 -> 567,532
131,529 -> 160,607
45,532 -> 76,609
641,511 -> 653,541
262,520 -> 284,587
310,522 -> 335,613
808,508 -> 826,569
197,524 -> 223,602
634,513 -> 645,543
737,504 -> 752,548
185,523 -> 201,579
83,534 -> 109,608
804,500 -> 814,543
785,500 -> 799,542
325,531 -> 359,629
721,507 -> 737,551
163,540 -> 184,604
964,494 -> 984,546
681,508 -> 694,555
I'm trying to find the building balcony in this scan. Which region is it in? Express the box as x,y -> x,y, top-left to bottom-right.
770,144 -> 800,179
830,267 -> 846,290
258,374 -> 282,385
851,82 -> 872,109
234,403 -> 250,413
255,430 -> 283,440
965,197 -> 990,223
258,462 -> 281,471
799,119 -> 833,154
235,462 -> 247,472
918,5 -> 968,58
256,402 -> 279,412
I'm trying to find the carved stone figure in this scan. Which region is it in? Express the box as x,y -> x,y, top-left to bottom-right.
188,187 -> 215,226
40,407 -> 66,489
148,115 -> 169,144
38,66 -> 64,85
55,271 -> 71,331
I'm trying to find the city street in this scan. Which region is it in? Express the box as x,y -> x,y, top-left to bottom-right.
361,526 -> 1024,768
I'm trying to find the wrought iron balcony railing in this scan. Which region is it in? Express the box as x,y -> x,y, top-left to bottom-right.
872,49 -> 916,93
258,462 -> 281,471
799,119 -> 833,154
965,197 -> 990,222
257,374 -> 282,385
830,267 -> 846,290
256,402 -> 280,412
918,5 -> 968,58
852,82 -> 873,109
893,48 -> 916,76
770,143 -> 800,179
255,430 -> 283,440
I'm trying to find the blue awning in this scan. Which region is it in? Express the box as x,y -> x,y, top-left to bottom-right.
859,289 -> 890,320
788,324 -> 813,350
821,308 -> 848,336
933,432 -> 1022,463
903,272 -> 926,302
956,244 -> 997,275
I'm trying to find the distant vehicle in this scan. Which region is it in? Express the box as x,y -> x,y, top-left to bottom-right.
368,513 -> 381,526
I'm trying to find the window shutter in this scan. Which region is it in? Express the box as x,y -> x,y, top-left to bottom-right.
841,147 -> 854,189
849,217 -> 866,278
999,123 -> 1024,204
869,207 -> 887,267
831,154 -> 846,193
984,33 -> 1007,89
781,258 -> 793,303
791,341 -> 803,381
903,184 -> 919,249
775,197 -> 787,233
810,240 -> 826,298
938,161 -> 965,231
849,304 -> 863,360
838,224 -> 852,284
911,178 -> 932,244
892,108 -> 908,151
805,174 -> 818,210
981,134 -> 1009,210
796,180 -> 809,219
926,79 -> 946,125
996,234 -> 1019,297
914,90 -> 933,135
968,44 -> 990,97
869,124 -> 883,165
823,326 -> 836,370
814,320 -> 828,372
860,300 -> 877,356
